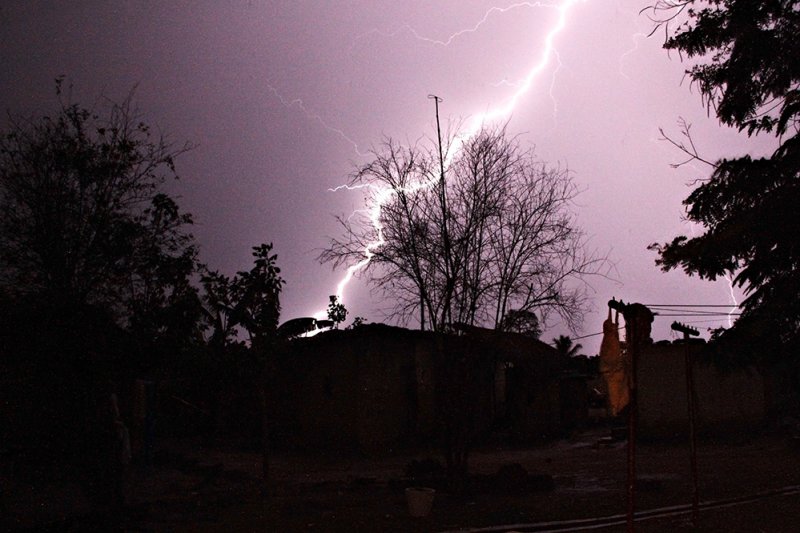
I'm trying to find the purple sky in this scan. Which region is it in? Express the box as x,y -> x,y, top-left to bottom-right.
0,1 -> 777,353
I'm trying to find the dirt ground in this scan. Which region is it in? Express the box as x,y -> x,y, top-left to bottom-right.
4,428 -> 800,531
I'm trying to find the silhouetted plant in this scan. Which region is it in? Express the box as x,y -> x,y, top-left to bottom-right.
0,79 -> 196,330
499,309 -> 542,338
553,335 -> 583,358
326,294 -> 347,328
646,1 -> 800,361
348,315 -> 367,329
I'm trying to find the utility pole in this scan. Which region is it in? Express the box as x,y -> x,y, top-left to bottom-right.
672,321 -> 700,526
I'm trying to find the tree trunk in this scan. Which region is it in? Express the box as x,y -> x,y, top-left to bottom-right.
260,369 -> 270,496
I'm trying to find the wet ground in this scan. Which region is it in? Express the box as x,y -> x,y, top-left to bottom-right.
4,428 -> 800,531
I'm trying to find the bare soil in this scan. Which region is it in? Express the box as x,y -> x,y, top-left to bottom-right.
4,428 -> 800,531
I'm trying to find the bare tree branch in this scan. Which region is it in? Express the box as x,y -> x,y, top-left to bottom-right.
659,118 -> 719,172
320,124 -> 611,334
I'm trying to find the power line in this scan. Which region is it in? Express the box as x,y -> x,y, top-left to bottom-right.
643,304 -> 740,308
569,302 -> 740,342
679,319 -> 735,325
649,307 -> 739,314
654,312 -> 741,317
571,330 -> 605,340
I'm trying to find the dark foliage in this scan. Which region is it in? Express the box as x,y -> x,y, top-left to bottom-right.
647,1 -> 800,359
0,84 -> 206,505
326,294 -> 347,328
499,309 -> 542,338
0,81 -> 197,325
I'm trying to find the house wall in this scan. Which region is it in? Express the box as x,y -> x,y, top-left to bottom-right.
638,343 -> 766,438
271,325 -> 575,453
272,327 -> 432,454
271,343 -> 360,451
354,333 -> 419,454
413,339 -> 438,440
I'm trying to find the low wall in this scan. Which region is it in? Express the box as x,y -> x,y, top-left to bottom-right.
638,343 -> 766,439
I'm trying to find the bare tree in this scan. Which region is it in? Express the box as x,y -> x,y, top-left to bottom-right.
321,124 -> 608,333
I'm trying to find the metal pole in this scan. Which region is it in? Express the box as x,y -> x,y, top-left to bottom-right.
428,94 -> 446,188
428,94 -> 453,326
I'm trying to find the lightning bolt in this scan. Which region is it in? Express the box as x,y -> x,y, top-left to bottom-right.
686,222 -> 740,328
351,2 -> 562,50
450,0 -> 585,155
614,0 -> 650,80
722,273 -> 739,328
322,0 -> 587,318
266,84 -> 367,158
618,32 -> 647,80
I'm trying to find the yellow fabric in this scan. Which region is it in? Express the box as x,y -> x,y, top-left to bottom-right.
599,311 -> 628,415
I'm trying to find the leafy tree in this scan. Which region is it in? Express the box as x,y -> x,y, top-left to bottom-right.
126,194 -> 203,361
198,243 -> 284,492
553,334 -> 583,358
348,315 -> 367,329
646,1 -> 800,356
326,294 -> 347,328
0,82 -> 200,504
0,80 -> 196,332
200,243 -> 285,348
321,124 -> 608,333
199,269 -> 240,351
499,309 -> 542,338
233,243 -> 285,347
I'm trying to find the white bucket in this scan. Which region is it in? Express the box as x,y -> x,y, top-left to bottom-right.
405,487 -> 436,517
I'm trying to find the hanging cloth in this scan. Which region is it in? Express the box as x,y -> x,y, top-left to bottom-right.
599,308 -> 628,415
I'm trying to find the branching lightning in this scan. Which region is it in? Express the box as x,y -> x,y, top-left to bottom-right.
266,84 -> 367,157
450,0 -> 584,155
351,2 -> 562,50
618,32 -> 647,80
322,0 -> 587,317
263,0 -> 744,335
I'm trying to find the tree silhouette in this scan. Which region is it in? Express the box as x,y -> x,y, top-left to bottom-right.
321,124 -> 608,333
647,1 -> 800,358
201,243 -> 284,493
499,309 -> 542,338
0,80 -> 196,330
326,295 -> 347,328
553,334 -> 583,358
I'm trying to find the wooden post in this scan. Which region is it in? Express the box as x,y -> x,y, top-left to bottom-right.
671,321 -> 700,525
609,299 -> 636,533
609,299 -> 654,533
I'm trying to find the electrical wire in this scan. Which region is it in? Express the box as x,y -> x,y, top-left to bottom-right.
654,312 -> 741,317
568,302 -> 742,342
643,304 -> 740,308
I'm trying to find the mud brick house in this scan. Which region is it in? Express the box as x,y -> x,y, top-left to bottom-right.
269,323 -> 587,454
637,341 -> 767,439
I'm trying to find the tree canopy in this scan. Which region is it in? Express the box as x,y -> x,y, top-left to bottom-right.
647,1 -> 800,354
0,82 -> 197,335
